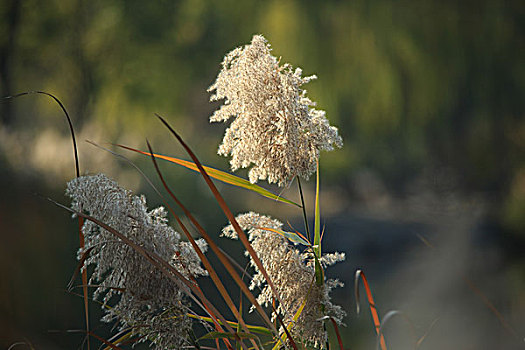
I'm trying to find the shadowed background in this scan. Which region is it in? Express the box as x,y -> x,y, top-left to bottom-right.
1,0 -> 524,349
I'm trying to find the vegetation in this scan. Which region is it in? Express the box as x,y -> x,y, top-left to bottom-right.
1,1 -> 523,349
57,35 -> 354,349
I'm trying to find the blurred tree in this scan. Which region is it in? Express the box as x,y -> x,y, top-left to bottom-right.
1,0 -> 523,222
0,0 -> 21,126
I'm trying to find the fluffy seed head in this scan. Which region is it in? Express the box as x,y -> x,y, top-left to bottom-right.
209,35 -> 342,186
222,212 -> 345,346
66,174 -> 207,348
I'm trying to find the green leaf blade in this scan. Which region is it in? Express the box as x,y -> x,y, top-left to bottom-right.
116,144 -> 301,207
260,227 -> 311,246
313,161 -> 323,287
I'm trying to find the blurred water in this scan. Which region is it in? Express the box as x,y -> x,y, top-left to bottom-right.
322,192 -> 523,349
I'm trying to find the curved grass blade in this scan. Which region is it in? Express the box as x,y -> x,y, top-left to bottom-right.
317,316 -> 344,350
3,91 -> 80,177
3,91 -> 90,349
259,227 -> 311,246
7,340 -> 35,350
116,144 -> 301,207
376,310 -> 417,350
355,270 -> 387,350
329,316 -> 344,350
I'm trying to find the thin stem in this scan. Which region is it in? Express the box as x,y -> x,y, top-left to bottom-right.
297,177 -> 311,242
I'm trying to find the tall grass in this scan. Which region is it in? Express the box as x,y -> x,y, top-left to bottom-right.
11,35 -> 505,350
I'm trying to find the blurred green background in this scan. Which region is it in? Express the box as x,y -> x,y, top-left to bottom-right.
1,0 -> 524,349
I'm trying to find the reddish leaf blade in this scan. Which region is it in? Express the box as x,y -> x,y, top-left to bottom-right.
355,270 -> 387,350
